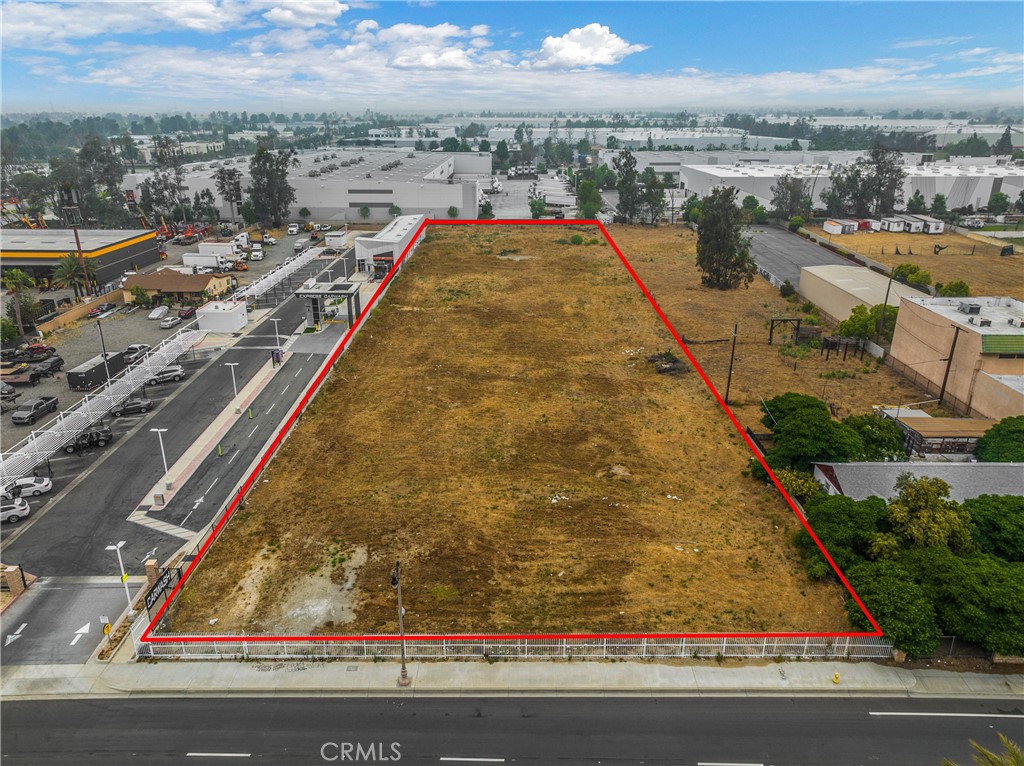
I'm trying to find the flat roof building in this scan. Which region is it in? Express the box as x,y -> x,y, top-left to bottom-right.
0,228 -> 160,287
354,214 -> 426,278
813,461 -> 1024,501
798,265 -> 928,323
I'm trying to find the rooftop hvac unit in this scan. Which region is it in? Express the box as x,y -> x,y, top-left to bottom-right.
957,302 -> 982,315
978,318 -> 992,327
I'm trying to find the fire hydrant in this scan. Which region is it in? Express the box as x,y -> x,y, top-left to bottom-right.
833,672 -> 840,684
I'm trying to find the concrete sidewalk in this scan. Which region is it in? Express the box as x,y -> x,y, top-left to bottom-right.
2,656 -> 1021,700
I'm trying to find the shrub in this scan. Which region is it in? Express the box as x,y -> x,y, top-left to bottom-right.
570,234 -> 584,245
787,215 -> 804,232
779,279 -> 796,298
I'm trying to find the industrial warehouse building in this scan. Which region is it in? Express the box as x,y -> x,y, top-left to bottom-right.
677,161 -> 1024,212
798,265 -> 928,323
123,149 -> 491,225
0,228 -> 160,286
889,296 -> 1024,420
354,214 -> 426,278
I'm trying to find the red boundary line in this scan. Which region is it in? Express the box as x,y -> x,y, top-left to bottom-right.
142,219 -> 882,643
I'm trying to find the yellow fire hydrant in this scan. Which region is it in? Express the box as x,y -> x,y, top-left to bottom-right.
833,672 -> 841,684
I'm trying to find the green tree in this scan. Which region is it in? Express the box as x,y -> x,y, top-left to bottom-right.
239,199 -> 258,226
837,303 -> 899,342
447,205 -> 459,218
975,416 -> 1024,462
771,467 -> 824,504
612,149 -> 641,222
800,494 -> 889,575
937,280 -> 971,297
1,268 -> 35,336
991,126 -> 1014,156
478,200 -> 494,220
886,473 -> 976,554
682,195 -> 703,224
50,253 -> 95,299
247,146 -> 297,226
845,560 -> 940,657
987,191 -> 1011,215
358,205 -> 370,220
495,140 -> 510,165
606,135 -> 619,150
868,144 -> 906,217
528,198 -> 547,219
129,285 -> 151,307
930,193 -> 948,218
638,166 -> 665,225
965,495 -> 1024,562
576,179 -> 602,219
441,137 -> 460,152
695,187 -> 756,289
213,166 -> 242,223
942,733 -> 1024,766
1016,189 -> 1024,213
770,174 -> 809,218
906,189 -> 927,214
0,318 -> 17,344
298,207 -> 311,219
842,414 -> 906,460
478,139 -> 491,152
388,204 -> 402,217
787,215 -> 805,232
892,262 -> 931,289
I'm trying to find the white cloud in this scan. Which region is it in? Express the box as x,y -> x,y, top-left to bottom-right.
529,23 -> 647,69
263,1 -> 347,28
892,36 -> 973,49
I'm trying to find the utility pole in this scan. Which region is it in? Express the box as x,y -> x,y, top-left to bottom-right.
96,319 -> 111,383
876,271 -> 895,344
391,560 -> 411,687
72,223 -> 92,297
724,323 -> 738,406
938,326 -> 963,407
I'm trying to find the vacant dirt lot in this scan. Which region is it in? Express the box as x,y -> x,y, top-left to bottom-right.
805,225 -> 1022,299
170,224 -> 854,637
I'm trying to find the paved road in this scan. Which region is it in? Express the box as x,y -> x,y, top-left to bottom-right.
747,225 -> 850,287
2,697 -> 1020,765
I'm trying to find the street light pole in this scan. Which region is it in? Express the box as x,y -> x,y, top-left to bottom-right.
269,318 -> 282,352
150,428 -> 170,490
225,362 -> 240,413
96,318 -> 111,383
106,541 -> 133,613
391,560 -> 411,687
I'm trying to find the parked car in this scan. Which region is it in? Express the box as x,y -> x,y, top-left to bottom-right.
0,382 -> 16,399
264,235 -> 277,245
319,224 -> 332,232
10,396 -> 59,425
1,497 -> 31,524
87,302 -> 117,318
124,344 -> 152,364
148,305 -> 170,320
287,223 -> 300,235
110,397 -> 154,417
178,306 -> 197,319
309,230 -> 320,240
160,315 -> 182,329
147,365 -> 187,385
32,355 -> 64,377
63,426 -> 114,453
3,476 -> 53,498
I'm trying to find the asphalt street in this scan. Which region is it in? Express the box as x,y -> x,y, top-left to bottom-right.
2,697 -> 1021,765
746,225 -> 850,287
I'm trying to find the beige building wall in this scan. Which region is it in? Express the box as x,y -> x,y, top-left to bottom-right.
890,299 -> 1024,417
970,373 -> 1024,420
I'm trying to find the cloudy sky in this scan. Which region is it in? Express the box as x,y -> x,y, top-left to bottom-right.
1,1 -> 1021,113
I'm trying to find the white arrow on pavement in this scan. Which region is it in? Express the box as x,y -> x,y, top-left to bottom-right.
70,623 -> 90,646
192,496 -> 205,510
5,623 -> 27,646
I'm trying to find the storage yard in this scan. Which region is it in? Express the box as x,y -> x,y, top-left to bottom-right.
168,224 -> 856,637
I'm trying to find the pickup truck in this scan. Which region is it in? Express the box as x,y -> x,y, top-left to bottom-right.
10,396 -> 59,425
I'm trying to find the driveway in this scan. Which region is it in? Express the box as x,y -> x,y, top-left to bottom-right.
746,225 -> 850,287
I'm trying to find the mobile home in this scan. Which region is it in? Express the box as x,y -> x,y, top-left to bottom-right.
913,215 -> 945,234
880,217 -> 905,232
897,215 -> 924,233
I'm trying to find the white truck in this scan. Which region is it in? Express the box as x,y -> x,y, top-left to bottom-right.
199,241 -> 242,257
182,253 -> 230,270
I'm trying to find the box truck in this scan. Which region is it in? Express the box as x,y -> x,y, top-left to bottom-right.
182,253 -> 230,270
198,241 -> 242,257
66,352 -> 127,391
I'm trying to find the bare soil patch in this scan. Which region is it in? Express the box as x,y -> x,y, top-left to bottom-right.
805,225 -> 1022,299
169,224 -> 852,636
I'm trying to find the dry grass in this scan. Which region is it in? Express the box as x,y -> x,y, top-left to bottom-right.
805,225 -> 1023,299
169,224 -> 855,637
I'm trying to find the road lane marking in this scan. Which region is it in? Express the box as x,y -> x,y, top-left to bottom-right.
70,623 -> 90,646
440,760 -> 505,763
206,478 -> 219,494
4,624 -> 27,646
281,384 -> 289,395
294,368 -> 302,377
307,354 -> 314,361
186,754 -> 251,758
248,425 -> 259,437
227,449 -> 240,464
266,403 -> 275,415
869,712 -> 1024,719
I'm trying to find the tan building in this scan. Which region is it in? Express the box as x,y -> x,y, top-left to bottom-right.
121,271 -> 232,305
889,296 -> 1024,419
798,265 -> 928,324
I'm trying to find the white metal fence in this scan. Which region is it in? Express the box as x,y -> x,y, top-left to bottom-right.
131,621 -> 892,661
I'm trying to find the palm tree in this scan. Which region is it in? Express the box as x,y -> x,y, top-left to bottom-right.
2,268 -> 36,337
50,253 -> 95,299
944,734 -> 1024,766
